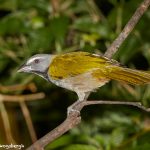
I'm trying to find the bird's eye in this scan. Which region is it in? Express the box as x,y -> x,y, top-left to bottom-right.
34,59 -> 39,64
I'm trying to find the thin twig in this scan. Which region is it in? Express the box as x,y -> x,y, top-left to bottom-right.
104,0 -> 150,58
117,117 -> 150,149
86,0 -> 105,22
85,100 -> 150,112
0,92 -> 44,146
51,0 -> 60,16
0,93 -> 45,102
0,83 -> 37,93
20,101 -> 37,143
0,101 -> 16,144
117,129 -> 148,149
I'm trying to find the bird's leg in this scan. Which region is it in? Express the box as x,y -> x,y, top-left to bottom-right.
67,92 -> 90,116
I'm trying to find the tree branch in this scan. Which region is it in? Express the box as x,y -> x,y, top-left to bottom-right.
27,0 -> 150,149
27,100 -> 150,149
104,0 -> 150,58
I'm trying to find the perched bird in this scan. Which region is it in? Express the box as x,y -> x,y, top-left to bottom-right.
18,51 -> 150,113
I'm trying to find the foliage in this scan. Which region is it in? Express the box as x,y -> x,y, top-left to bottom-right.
0,0 -> 150,149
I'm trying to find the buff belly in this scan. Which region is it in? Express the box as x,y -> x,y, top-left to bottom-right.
50,71 -> 109,93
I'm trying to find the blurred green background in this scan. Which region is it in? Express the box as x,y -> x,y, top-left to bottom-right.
0,0 -> 150,149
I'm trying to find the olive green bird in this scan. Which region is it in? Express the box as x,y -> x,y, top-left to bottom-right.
18,51 -> 150,113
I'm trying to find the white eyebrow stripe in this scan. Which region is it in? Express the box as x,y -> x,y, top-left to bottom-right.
27,56 -> 42,64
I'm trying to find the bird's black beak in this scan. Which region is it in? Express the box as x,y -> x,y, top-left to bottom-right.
17,63 -> 31,73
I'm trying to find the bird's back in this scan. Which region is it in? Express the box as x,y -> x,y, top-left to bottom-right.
48,51 -> 119,80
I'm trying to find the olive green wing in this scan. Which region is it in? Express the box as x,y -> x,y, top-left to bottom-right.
48,51 -> 119,80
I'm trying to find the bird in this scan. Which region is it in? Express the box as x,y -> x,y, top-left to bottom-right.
18,51 -> 150,113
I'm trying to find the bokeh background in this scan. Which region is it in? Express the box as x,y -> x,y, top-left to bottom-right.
0,0 -> 150,149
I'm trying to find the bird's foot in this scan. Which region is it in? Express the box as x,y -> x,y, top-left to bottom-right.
67,103 -> 80,116
67,95 -> 88,117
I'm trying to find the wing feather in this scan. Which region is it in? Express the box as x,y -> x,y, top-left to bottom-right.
49,52 -> 118,80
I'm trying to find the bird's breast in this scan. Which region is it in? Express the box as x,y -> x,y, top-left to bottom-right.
49,70 -> 109,93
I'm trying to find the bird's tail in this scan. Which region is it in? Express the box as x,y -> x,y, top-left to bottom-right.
106,66 -> 150,85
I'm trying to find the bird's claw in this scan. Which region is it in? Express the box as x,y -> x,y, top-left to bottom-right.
67,106 -> 80,116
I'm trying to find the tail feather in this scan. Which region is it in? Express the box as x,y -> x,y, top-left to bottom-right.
106,67 -> 150,85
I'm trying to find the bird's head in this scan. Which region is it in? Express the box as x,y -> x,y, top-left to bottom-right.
18,54 -> 53,81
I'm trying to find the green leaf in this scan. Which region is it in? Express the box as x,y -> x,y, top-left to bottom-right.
49,15 -> 70,44
0,13 -> 28,35
62,144 -> 98,150
46,134 -> 73,150
27,27 -> 53,52
128,143 -> 150,150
